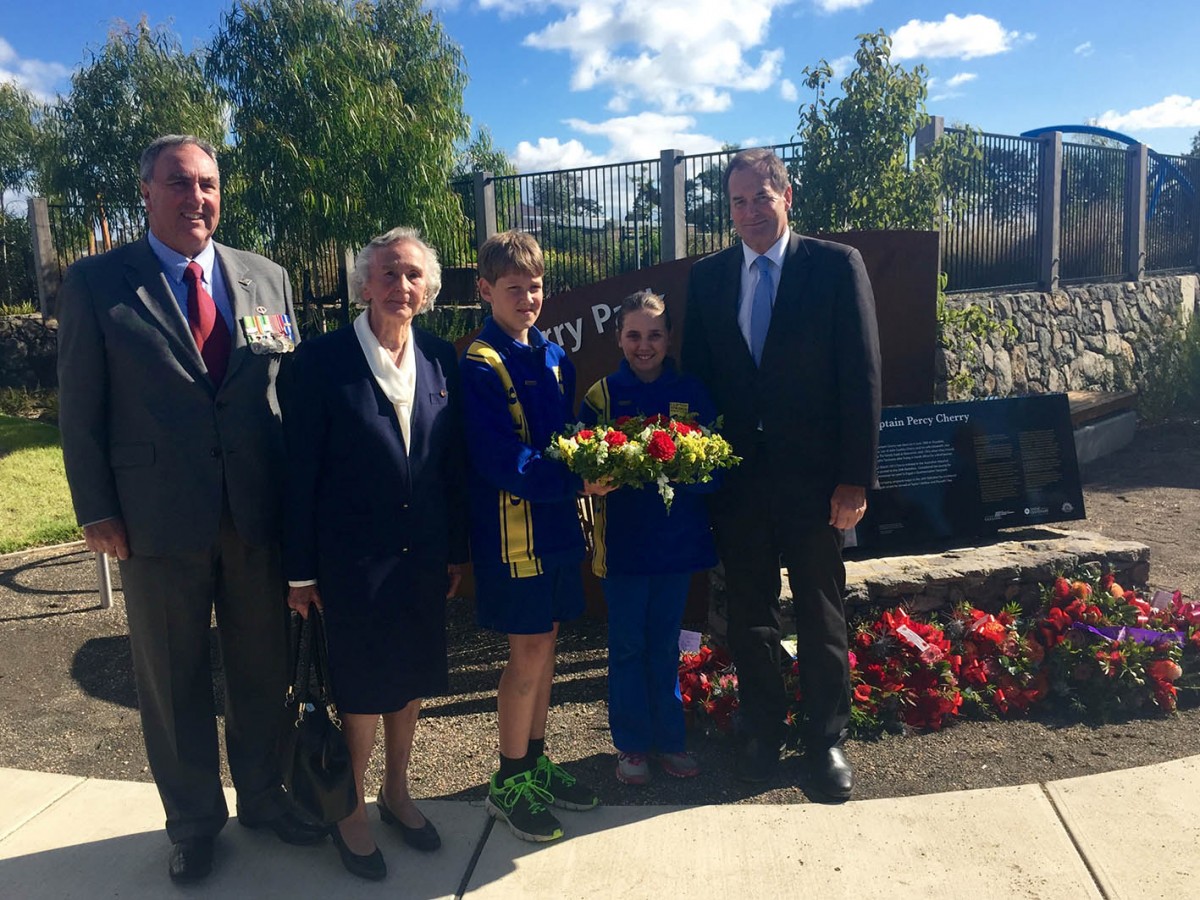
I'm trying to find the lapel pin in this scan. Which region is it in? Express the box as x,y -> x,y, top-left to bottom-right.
255,305 -> 267,314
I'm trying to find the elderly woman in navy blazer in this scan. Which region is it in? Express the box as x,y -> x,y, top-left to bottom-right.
284,227 -> 468,880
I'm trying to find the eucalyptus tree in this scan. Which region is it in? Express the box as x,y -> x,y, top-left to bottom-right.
0,82 -> 37,207
38,18 -> 224,213
207,0 -> 469,256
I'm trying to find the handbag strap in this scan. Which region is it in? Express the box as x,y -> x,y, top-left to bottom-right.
286,611 -> 316,714
307,608 -> 344,729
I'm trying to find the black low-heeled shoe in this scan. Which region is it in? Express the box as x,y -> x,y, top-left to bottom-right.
329,825 -> 387,881
377,794 -> 441,852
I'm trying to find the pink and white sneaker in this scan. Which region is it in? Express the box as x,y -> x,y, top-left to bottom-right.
615,752 -> 650,785
653,751 -> 701,778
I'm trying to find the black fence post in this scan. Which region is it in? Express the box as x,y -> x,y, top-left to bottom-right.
473,171 -> 496,251
660,148 -> 686,262
1037,133 -> 1062,292
27,199 -> 60,321
1124,143 -> 1148,282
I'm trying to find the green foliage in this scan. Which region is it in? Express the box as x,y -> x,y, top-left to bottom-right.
418,305 -> 485,343
0,387 -> 58,421
0,212 -> 37,306
454,126 -> 515,177
37,19 -> 225,209
0,414 -> 80,553
208,0 -> 469,256
1191,129 -> 1200,157
542,247 -> 607,294
792,29 -> 981,233
1130,313 -> 1200,423
0,82 -> 37,201
936,273 -> 1017,399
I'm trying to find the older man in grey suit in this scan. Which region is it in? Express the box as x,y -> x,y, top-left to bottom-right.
57,134 -> 325,883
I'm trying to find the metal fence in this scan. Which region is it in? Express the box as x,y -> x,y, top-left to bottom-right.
0,212 -> 36,307
491,158 -> 662,295
941,132 -> 1042,291
15,131 -> 1199,316
1147,153 -> 1199,273
1060,142 -> 1127,282
47,203 -> 146,274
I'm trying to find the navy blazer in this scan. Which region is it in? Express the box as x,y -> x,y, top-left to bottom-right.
282,322 -> 469,594
681,232 -> 882,524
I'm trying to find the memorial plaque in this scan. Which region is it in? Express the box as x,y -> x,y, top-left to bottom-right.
854,394 -> 1086,552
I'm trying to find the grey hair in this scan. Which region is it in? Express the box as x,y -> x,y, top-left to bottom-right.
350,227 -> 442,313
139,135 -> 219,183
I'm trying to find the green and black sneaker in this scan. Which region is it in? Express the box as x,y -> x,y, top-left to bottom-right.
486,770 -> 564,842
534,754 -> 600,811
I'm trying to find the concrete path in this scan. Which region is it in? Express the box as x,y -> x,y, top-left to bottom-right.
2,758 -> 1196,899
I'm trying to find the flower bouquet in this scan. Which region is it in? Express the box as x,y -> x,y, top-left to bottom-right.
546,413 -> 740,511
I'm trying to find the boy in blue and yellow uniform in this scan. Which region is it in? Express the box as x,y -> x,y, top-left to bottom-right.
460,230 -> 612,842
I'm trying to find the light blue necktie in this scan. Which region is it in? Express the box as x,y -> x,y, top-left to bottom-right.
750,255 -> 773,365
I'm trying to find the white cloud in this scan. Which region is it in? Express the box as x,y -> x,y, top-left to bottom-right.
497,0 -> 789,114
1074,41 -> 1093,57
1095,95 -> 1200,130
814,0 -> 872,11
0,36 -> 71,100
891,14 -> 1025,61
511,113 -> 723,172
513,137 -> 606,172
779,78 -> 798,102
829,54 -> 854,79
564,112 -> 722,160
946,72 -> 977,88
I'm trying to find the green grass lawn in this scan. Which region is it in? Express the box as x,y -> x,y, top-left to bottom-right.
0,415 -> 81,554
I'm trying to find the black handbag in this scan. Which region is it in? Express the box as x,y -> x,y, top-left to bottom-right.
281,608 -> 358,825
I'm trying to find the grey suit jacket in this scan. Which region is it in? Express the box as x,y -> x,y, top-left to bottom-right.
57,236 -> 298,556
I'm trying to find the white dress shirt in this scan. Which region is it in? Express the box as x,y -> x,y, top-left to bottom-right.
737,230 -> 789,355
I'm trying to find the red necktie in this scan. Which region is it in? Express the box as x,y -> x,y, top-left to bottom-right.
184,261 -> 230,386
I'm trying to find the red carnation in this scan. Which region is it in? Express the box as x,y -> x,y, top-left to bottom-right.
604,430 -> 628,447
647,431 -> 677,461
577,429 -> 595,440
1052,577 -> 1072,603
853,684 -> 872,703
614,415 -> 634,426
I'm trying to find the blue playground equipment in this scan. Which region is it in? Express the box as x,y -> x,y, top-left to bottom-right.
1020,124 -> 1195,219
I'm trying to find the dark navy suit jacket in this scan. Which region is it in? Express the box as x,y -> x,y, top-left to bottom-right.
282,322 -> 468,610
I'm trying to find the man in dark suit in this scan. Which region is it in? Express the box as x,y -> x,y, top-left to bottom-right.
681,148 -> 881,798
57,134 -> 325,882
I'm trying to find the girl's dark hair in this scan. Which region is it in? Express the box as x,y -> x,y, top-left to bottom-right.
616,289 -> 670,333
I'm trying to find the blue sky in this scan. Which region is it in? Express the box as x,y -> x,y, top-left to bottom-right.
3,0 -> 1198,172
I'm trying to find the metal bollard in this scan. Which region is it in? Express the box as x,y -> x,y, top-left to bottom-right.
96,551 -> 113,610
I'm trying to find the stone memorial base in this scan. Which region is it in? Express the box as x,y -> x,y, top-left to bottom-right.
706,528 -> 1150,642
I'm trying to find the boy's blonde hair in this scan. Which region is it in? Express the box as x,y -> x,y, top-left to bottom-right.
478,230 -> 544,284
616,288 -> 671,333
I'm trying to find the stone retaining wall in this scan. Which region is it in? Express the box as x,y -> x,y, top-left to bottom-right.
937,273 -> 1199,400
0,315 -> 57,389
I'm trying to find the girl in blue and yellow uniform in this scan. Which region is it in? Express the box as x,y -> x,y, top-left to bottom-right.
580,289 -> 719,786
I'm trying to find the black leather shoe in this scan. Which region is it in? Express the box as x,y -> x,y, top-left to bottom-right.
807,746 -> 854,801
330,824 -> 387,881
377,794 -> 441,852
735,736 -> 780,783
238,807 -> 328,845
168,837 -> 214,883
